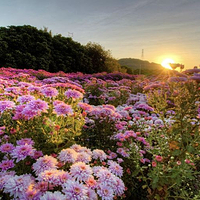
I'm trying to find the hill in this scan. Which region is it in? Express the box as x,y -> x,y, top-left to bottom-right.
118,58 -> 164,74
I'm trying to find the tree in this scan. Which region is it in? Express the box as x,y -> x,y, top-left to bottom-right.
85,42 -> 121,73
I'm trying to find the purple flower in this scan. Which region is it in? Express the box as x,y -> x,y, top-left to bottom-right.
32,155 -> 58,175
11,144 -> 35,162
0,100 -> 15,113
54,102 -> 73,116
17,95 -> 35,104
16,138 -> 35,146
76,152 -> 92,163
64,89 -> 83,99
40,191 -> 66,200
26,99 -> 49,112
62,180 -> 88,200
3,174 -> 33,199
0,143 -> 15,153
41,87 -> 59,98
92,149 -> 107,161
70,162 -> 92,182
107,160 -> 123,177
21,107 -> 38,120
58,148 -> 78,163
0,159 -> 15,171
97,183 -> 114,200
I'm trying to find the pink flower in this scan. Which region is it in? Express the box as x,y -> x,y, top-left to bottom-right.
155,155 -> 163,162
177,161 -> 181,165
152,161 -> 157,167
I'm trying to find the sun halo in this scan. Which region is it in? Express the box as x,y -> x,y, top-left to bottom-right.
161,58 -> 175,70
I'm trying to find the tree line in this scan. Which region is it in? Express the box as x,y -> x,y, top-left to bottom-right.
0,25 -> 125,74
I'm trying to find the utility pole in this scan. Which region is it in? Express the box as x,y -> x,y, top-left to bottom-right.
139,49 -> 144,74
68,32 -> 73,38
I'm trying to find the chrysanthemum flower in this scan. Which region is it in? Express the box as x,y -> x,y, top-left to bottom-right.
0,143 -> 15,153
107,160 -> 123,177
40,191 -> 66,200
3,174 -> 34,199
76,152 -> 92,163
70,162 -> 92,182
17,95 -> 35,104
0,159 -> 15,171
26,99 -> 49,112
97,183 -> 114,200
32,155 -> 58,175
62,180 -> 88,200
0,100 -> 15,113
41,87 -> 59,98
87,188 -> 98,200
37,169 -> 70,186
58,148 -> 77,163
112,176 -> 125,196
16,138 -> 35,146
64,89 -> 83,100
92,149 -> 107,161
11,144 -> 35,162
54,102 -> 73,116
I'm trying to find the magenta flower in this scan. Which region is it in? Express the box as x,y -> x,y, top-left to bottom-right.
41,87 -> 59,98
0,143 -> 15,153
64,89 -> 83,100
54,102 -> 73,116
0,159 -> 15,171
21,107 -> 38,120
17,95 -> 35,104
26,99 -> 49,112
0,100 -> 15,113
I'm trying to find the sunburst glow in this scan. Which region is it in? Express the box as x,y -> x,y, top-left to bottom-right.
161,58 -> 175,70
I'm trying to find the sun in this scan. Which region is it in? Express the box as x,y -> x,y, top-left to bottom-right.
161,58 -> 175,70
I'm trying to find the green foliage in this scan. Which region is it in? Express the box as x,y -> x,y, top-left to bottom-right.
0,25 -> 122,74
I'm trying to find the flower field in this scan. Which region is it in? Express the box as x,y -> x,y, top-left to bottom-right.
0,67 -> 200,200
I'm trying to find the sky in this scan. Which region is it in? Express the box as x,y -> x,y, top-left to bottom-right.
1,0 -> 200,69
